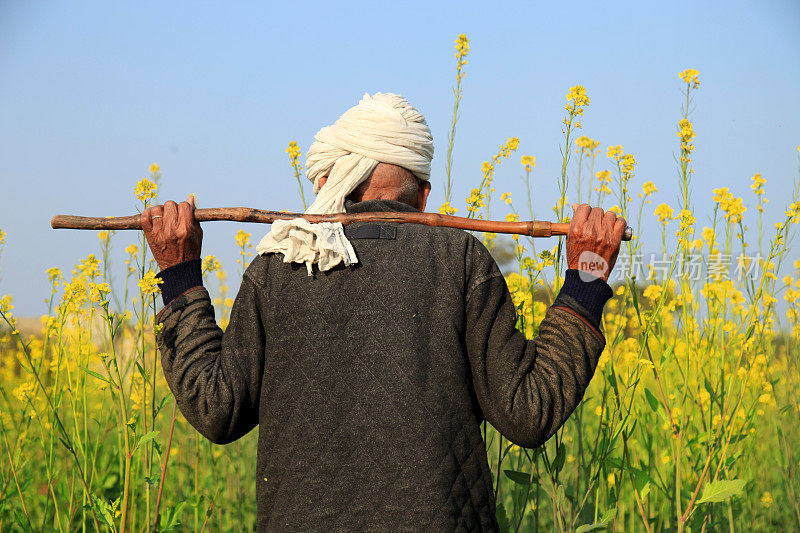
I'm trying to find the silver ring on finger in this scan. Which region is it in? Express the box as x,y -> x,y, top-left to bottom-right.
152,215 -> 163,219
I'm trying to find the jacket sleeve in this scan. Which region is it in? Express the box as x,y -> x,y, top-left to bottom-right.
155,274 -> 266,445
465,260 -> 611,449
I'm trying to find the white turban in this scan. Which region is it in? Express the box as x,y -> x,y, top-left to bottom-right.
255,92 -> 434,275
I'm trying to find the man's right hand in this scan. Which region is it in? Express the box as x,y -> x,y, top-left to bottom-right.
141,195 -> 203,271
566,203 -> 626,282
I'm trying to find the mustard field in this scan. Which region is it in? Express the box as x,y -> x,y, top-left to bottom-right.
1,35 -> 799,532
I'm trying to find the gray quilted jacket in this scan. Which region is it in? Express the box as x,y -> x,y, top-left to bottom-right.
155,199 -> 611,532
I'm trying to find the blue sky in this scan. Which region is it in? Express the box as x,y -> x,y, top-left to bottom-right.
1,0 -> 799,316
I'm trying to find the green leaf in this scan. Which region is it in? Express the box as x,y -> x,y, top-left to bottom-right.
153,437 -> 163,456
555,482 -> 567,508
156,501 -> 187,532
606,370 -> 617,390
639,481 -> 651,500
659,346 -> 674,366
600,508 -> 617,522
727,433 -> 749,445
81,366 -> 110,384
90,493 -> 118,532
744,323 -> 756,341
632,468 -> 652,500
132,430 -> 160,456
576,508 -> 617,532
643,387 -> 659,412
58,435 -> 74,453
504,469 -> 538,485
135,360 -> 147,380
186,493 -> 205,508
154,393 -> 172,419
698,479 -> 746,504
496,502 -> 511,533
102,471 -> 121,491
552,442 -> 566,474
12,509 -> 32,531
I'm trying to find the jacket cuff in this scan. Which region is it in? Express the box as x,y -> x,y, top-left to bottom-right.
557,269 -> 613,326
156,258 -> 203,307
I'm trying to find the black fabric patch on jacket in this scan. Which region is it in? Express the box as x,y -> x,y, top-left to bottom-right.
345,223 -> 397,240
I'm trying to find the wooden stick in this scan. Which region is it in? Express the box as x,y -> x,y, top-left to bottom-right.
51,207 -> 633,240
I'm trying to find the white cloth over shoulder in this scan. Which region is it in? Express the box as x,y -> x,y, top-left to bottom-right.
256,92 -> 434,275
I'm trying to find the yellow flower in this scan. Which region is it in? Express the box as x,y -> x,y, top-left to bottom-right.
642,181 -> 657,196
454,34 -> 470,68
235,230 -> 252,248
138,271 -> 163,296
439,202 -> 458,215
0,228 -> 5,244
643,284 -> 663,302
505,213 -> 519,223
77,254 -> 102,278
46,267 -> 63,282
607,145 -> 624,160
285,141 -> 301,163
500,137 -> 520,157
574,136 -> 599,154
703,224 -> 719,240
761,491 -> 773,508
134,177 -> 158,202
0,294 -> 14,315
654,203 -> 674,224
678,68 -> 700,88
607,473 -> 615,487
620,153 -> 636,174
98,230 -> 109,242
520,155 -> 536,170
149,163 -> 160,174
466,188 -> 486,212
13,381 -> 36,403
677,119 -> 696,143
711,188 -> 747,223
784,201 -> 800,223
750,172 -> 766,195
125,244 -> 139,256
202,255 -> 221,273
677,209 -> 696,232
566,85 -> 590,109
90,282 -> 111,304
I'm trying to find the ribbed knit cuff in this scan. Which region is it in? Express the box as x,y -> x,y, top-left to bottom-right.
557,269 -> 614,326
156,258 -> 203,307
